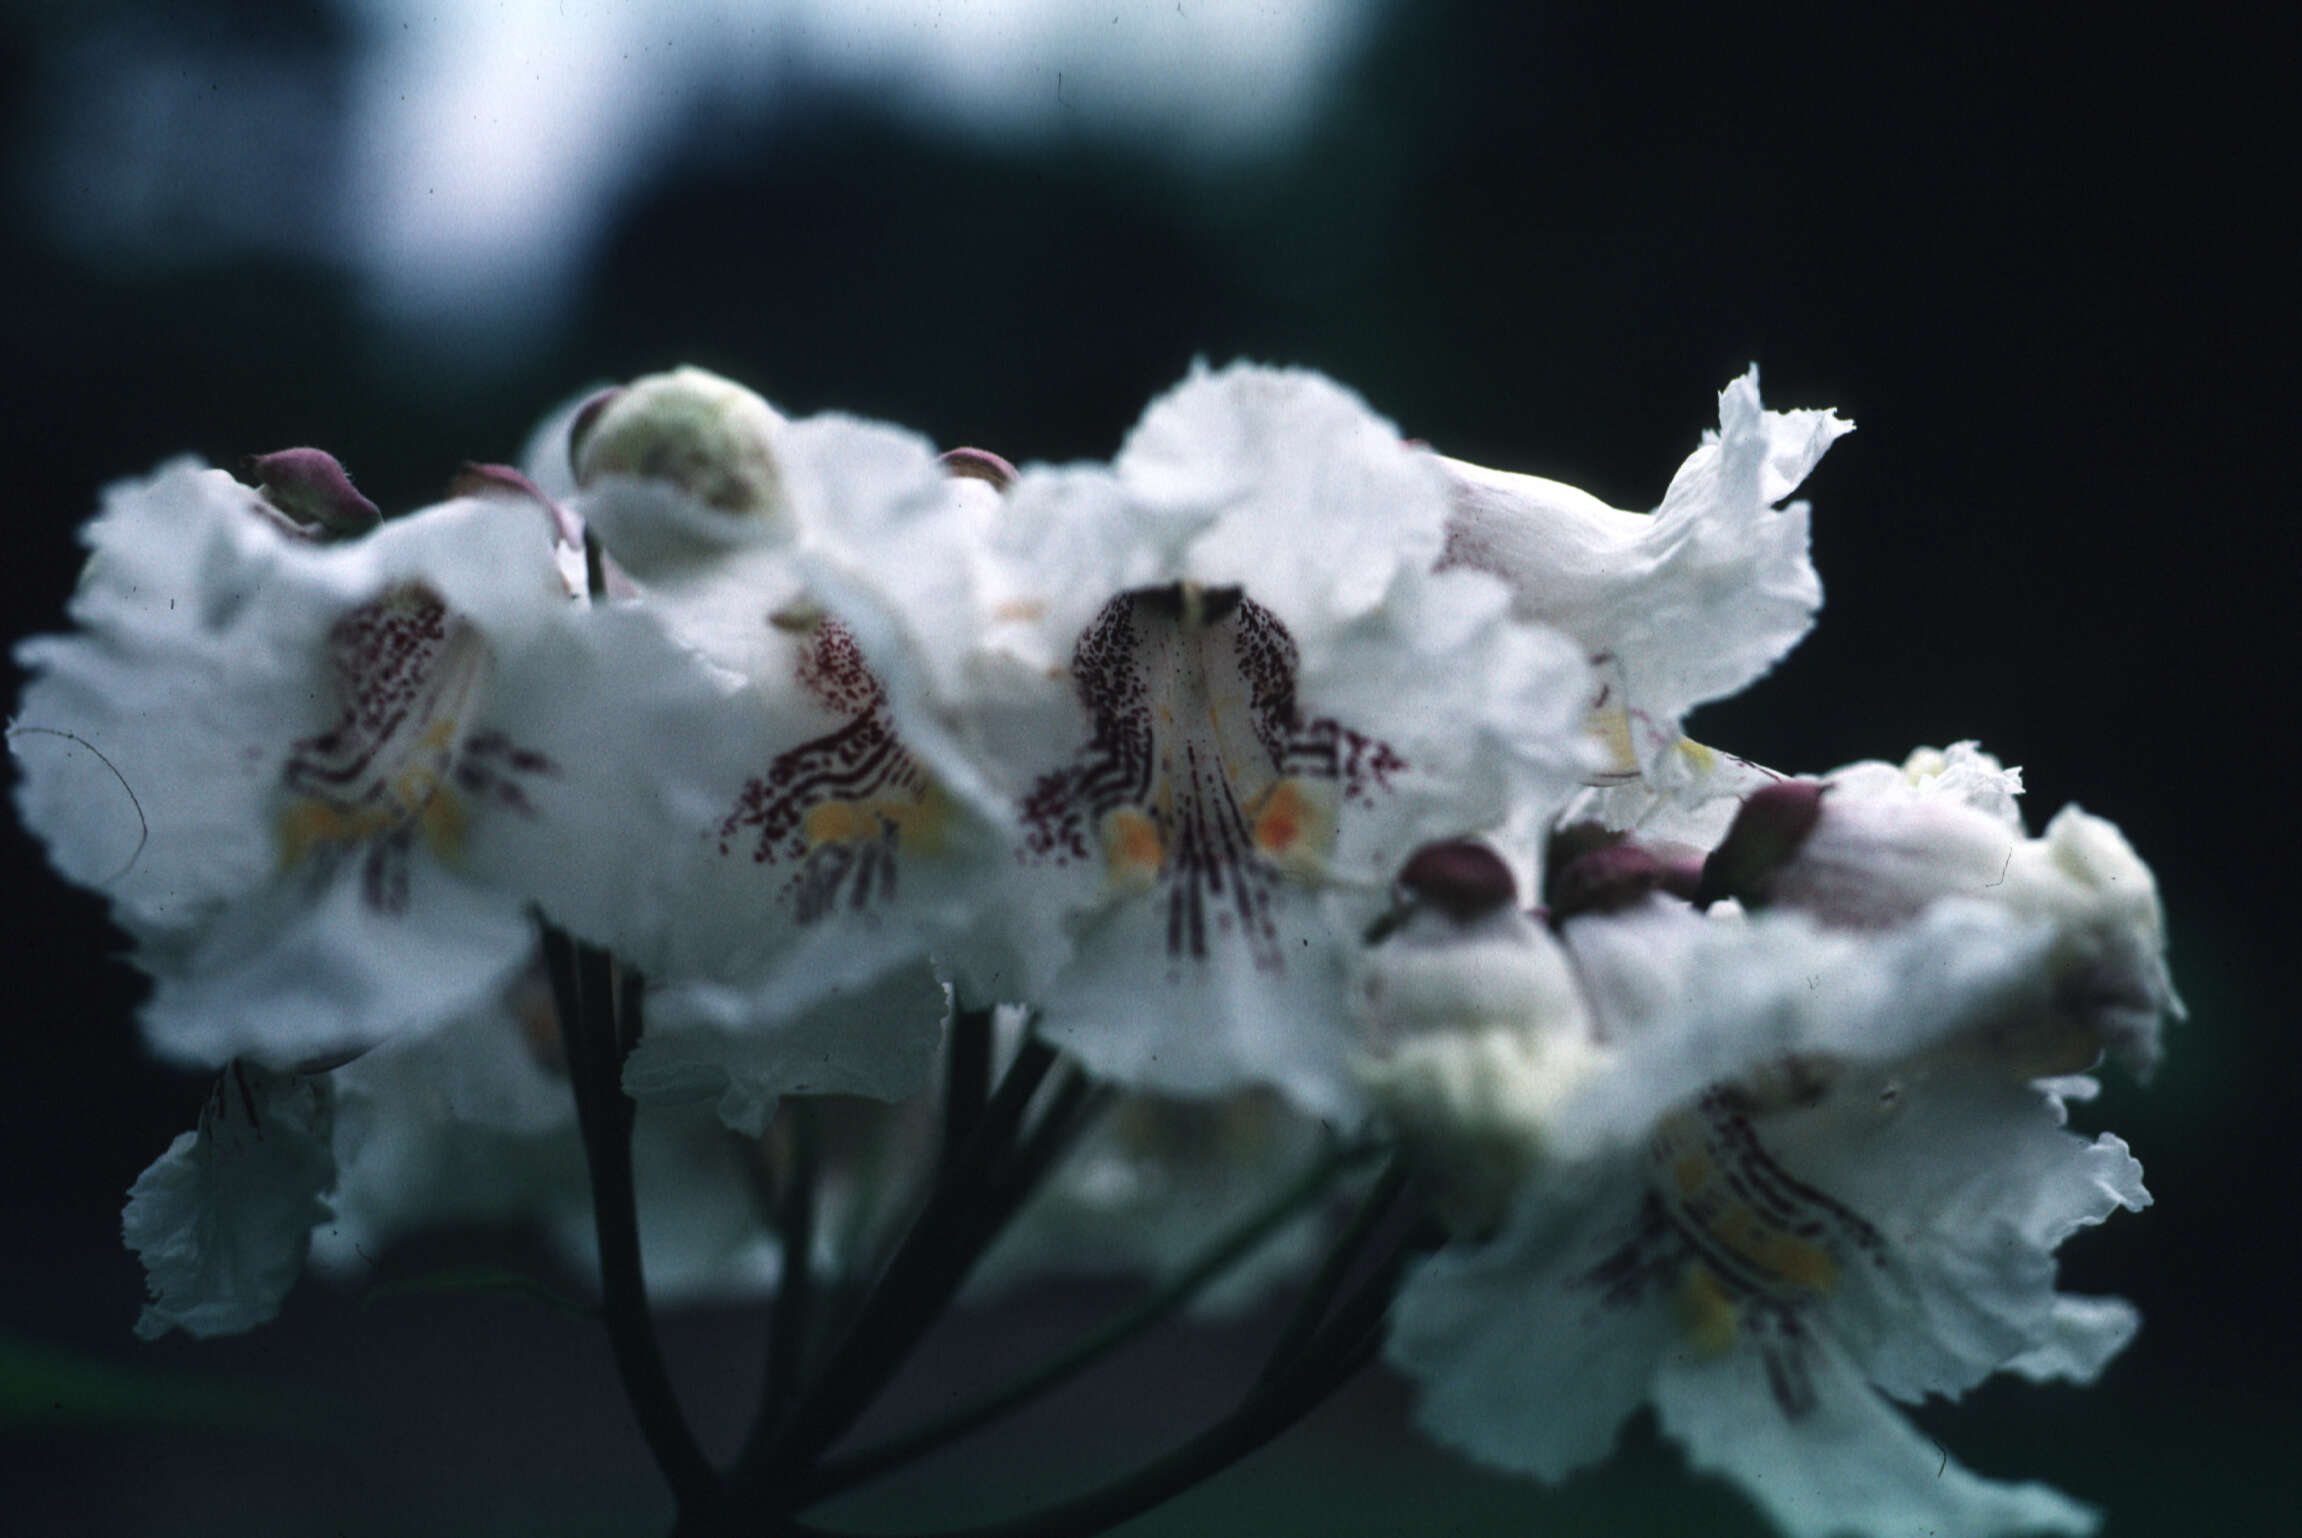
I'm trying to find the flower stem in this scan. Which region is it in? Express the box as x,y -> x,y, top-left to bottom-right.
754,1097 -> 823,1443
744,1037 -> 1060,1491
864,1202 -> 1435,1538
1256,1155 -> 1409,1382
795,1275 -> 1391,1538
943,1005 -> 995,1165
798,1138 -> 1382,1504
539,921 -> 726,1528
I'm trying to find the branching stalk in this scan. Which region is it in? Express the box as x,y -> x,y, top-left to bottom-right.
800,1139 -> 1382,1503
745,1037 -> 1060,1490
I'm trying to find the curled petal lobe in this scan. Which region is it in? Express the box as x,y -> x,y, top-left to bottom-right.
1440,368 -> 1850,796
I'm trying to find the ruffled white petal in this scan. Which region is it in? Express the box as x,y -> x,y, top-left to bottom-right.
137,854 -> 535,1069
1738,1062 -> 2149,1405
2003,1295 -> 2141,1386
14,464 -> 340,940
1546,899 -> 2061,1161
1827,741 -> 2026,829
124,1062 -> 336,1339
1653,1332 -> 2099,1538
1388,1161 -> 1679,1481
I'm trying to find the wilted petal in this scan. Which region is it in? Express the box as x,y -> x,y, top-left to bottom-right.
124,1062 -> 335,1340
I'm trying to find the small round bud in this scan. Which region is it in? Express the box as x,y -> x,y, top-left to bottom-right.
939,446 -> 1017,491
563,387 -> 624,479
245,448 -> 381,538
1397,841 -> 1518,921
573,366 -> 785,517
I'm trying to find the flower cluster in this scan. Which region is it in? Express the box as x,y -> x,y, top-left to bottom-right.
12,361 -> 2174,1537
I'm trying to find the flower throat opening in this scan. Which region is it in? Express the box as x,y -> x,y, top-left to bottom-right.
1024,582 -> 1405,973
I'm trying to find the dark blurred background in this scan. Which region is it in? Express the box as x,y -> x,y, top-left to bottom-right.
2,2 -> 2288,1534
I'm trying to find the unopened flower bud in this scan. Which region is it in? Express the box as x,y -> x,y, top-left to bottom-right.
245,448 -> 381,538
573,366 -> 785,518
1694,779 -> 1827,910
1397,840 -> 1518,921
939,446 -> 1017,491
563,386 -> 623,478
1549,838 -> 1703,921
1707,755 -> 2176,1075
1357,850 -> 1608,1232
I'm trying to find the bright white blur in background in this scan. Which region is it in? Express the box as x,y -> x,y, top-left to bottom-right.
23,0 -> 1382,350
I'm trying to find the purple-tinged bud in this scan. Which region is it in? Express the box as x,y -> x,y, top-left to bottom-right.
1398,841 -> 1518,921
450,462 -> 588,553
939,446 -> 1017,491
245,448 -> 381,538
1695,779 -> 1827,909
563,387 -> 624,481
1541,821 -> 1620,899
1550,843 -> 1704,922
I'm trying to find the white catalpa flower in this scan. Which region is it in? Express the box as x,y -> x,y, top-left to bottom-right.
1438,368 -> 1850,799
796,363 -> 1595,1118
123,1060 -> 337,1339
508,369 -> 1015,1102
1385,896 -> 2154,1538
10,457 -> 655,1067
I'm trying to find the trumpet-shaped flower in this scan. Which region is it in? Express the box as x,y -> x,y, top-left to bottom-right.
796,363 -> 1595,1117
11,460 -> 634,1067
1389,1048 -> 2146,1538
1438,369 -> 1850,798
510,371 -> 1017,1103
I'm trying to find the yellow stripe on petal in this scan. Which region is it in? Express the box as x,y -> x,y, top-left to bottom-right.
1676,1265 -> 1740,1357
418,785 -> 468,863
1585,698 -> 1638,778
803,799 -> 875,847
1100,808 -> 1166,894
